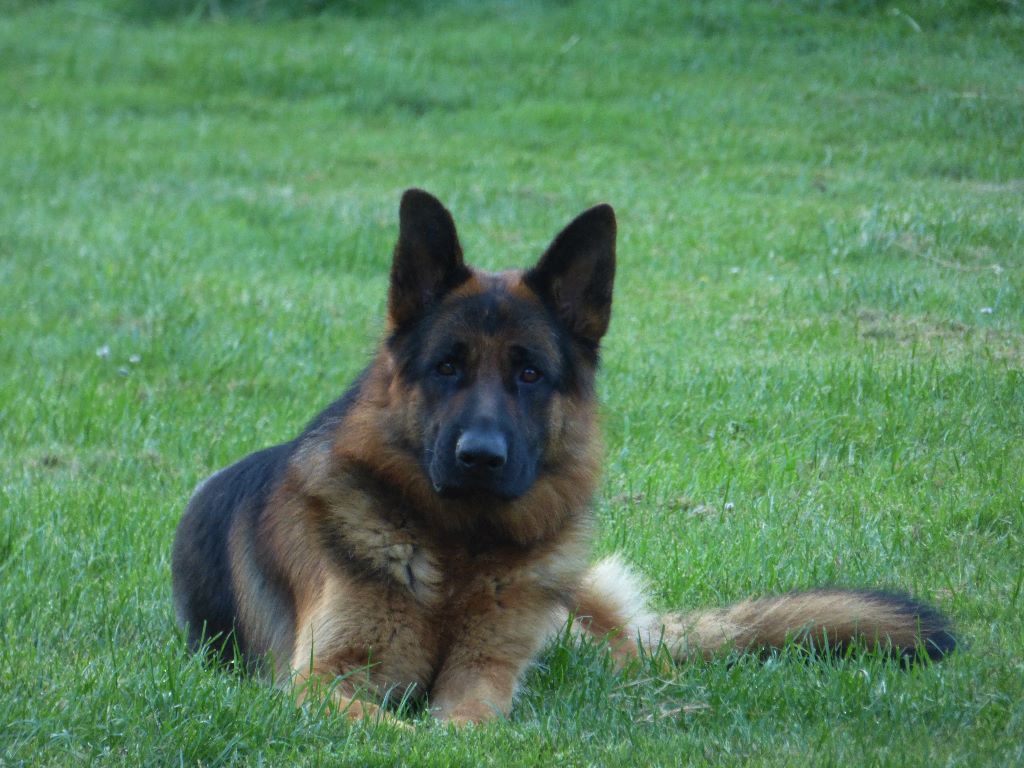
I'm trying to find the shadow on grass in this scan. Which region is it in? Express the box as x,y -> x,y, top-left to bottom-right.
116,0 -> 1023,22
117,0 -> 460,21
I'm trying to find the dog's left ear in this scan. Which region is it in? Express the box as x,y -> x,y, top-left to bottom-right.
388,189 -> 471,329
524,204 -> 616,347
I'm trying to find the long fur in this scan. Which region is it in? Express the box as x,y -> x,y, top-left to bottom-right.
573,558 -> 955,665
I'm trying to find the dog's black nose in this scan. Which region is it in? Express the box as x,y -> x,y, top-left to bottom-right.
456,430 -> 508,471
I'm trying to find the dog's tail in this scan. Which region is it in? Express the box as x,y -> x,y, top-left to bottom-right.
571,556 -> 956,665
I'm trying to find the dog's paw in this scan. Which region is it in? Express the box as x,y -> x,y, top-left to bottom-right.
433,700 -> 499,727
387,543 -> 443,605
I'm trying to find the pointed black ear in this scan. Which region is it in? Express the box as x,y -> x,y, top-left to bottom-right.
388,189 -> 471,329
524,204 -> 616,347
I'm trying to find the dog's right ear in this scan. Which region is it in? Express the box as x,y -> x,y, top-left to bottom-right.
388,189 -> 471,329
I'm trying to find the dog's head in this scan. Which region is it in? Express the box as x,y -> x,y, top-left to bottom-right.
384,189 -> 616,502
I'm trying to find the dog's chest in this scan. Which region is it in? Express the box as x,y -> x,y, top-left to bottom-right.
334,545 -> 572,696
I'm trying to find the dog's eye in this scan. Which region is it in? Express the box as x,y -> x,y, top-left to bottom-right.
436,360 -> 458,377
519,367 -> 541,384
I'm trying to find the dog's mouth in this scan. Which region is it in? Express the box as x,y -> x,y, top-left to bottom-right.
430,477 -> 525,503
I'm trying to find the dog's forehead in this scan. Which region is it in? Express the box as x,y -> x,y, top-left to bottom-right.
448,269 -> 535,301
429,270 -> 560,356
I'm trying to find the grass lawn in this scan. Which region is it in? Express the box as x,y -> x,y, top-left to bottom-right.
2,0 -> 1022,764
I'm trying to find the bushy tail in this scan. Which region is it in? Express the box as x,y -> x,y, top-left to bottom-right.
572,556 -> 956,665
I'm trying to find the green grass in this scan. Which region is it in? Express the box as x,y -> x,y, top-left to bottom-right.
2,0 -> 1023,764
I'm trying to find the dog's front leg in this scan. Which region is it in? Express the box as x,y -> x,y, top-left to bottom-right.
286,629 -> 396,725
291,667 -> 387,722
429,585 -> 561,725
429,656 -> 520,725
282,573 -> 423,728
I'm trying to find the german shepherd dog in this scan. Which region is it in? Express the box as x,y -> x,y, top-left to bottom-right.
172,189 -> 955,724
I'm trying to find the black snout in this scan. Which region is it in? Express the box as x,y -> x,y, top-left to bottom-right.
456,429 -> 508,471
429,413 -> 537,500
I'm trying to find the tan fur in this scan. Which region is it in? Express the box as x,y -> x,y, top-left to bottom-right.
566,555 -> 656,665
658,592 -> 938,660
571,558 -> 950,664
266,471 -> 592,721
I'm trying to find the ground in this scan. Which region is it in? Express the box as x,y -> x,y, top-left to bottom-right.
1,1 -> 1022,765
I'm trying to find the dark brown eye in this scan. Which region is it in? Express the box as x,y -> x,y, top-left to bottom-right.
520,367 -> 541,384
437,360 -> 457,377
